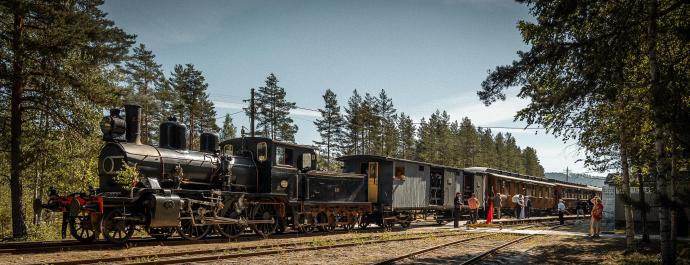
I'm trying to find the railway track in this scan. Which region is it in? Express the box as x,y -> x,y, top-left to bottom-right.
0,219 -> 549,255
30,230 -> 470,265
0,225 -> 423,255
372,224 -> 565,265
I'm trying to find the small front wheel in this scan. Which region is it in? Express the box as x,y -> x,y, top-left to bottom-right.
69,211 -> 98,243
101,209 -> 135,244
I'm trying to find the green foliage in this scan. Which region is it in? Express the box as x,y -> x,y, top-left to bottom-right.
114,162 -> 140,192
1,0 -> 135,238
314,89 -> 345,167
247,73 -> 298,142
221,114 -> 237,140
397,113 -> 416,160
123,43 -> 166,145
168,64 -> 219,149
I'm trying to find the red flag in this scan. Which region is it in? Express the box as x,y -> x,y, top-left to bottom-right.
486,201 -> 494,224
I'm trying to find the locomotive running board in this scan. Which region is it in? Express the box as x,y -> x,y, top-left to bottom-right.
203,217 -> 275,225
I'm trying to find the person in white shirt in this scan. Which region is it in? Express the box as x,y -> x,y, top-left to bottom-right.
557,199 -> 566,225
512,193 -> 520,218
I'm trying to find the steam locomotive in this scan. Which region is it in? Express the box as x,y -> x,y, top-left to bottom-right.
44,104 -> 371,244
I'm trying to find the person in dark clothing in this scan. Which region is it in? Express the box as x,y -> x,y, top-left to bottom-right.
557,199 -> 566,225
525,196 -> 532,218
453,192 -> 463,228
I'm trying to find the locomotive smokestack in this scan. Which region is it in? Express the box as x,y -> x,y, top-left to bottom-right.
124,104 -> 142,145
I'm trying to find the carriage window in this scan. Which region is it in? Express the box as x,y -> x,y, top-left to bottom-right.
257,142 -> 268,162
395,166 -> 406,180
418,165 -> 425,171
302,153 -> 312,169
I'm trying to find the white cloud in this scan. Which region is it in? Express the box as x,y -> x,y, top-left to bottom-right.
290,108 -> 321,118
445,96 -> 530,126
214,101 -> 245,110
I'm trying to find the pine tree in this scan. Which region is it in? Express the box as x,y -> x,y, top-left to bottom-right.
477,128 -> 497,167
343,90 -> 364,155
168,64 -> 217,149
313,89 -> 345,168
123,43 -> 165,144
249,73 -> 298,142
396,113 -> 415,160
221,114 -> 237,140
456,117 -> 479,167
494,133 -> 506,170
1,0 -> 134,238
375,90 -> 397,156
362,93 -> 379,154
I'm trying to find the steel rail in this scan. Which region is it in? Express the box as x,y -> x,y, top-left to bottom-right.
35,231 -> 468,265
460,234 -> 535,265
1,224 -> 438,254
371,234 -> 492,265
371,223 -> 565,265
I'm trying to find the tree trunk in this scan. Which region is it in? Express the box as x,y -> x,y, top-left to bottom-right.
10,3 -> 28,238
620,135 -> 635,250
189,111 -> 194,150
639,172 -> 650,242
648,0 -> 674,263
671,140 -> 679,248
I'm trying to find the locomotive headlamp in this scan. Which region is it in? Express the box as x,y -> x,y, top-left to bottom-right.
280,179 -> 289,188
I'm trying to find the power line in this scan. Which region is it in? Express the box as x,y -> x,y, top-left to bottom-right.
478,126 -> 547,130
215,110 -> 244,120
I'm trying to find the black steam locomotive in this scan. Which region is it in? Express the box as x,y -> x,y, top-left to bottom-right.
44,104 -> 372,243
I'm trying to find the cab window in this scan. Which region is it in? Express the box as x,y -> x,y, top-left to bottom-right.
257,142 -> 268,162
276,146 -> 285,165
302,153 -> 313,169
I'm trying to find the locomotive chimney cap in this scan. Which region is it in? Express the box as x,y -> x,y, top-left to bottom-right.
167,117 -> 178,122
109,108 -> 121,116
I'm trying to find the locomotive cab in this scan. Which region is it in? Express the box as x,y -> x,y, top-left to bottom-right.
221,137 -> 317,198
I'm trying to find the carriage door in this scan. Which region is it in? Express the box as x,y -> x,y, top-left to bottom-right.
367,162 -> 379,203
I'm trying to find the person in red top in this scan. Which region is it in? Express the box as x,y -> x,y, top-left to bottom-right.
467,193 -> 480,227
590,196 -> 604,238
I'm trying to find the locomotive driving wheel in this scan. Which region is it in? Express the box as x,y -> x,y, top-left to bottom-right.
250,203 -> 277,238
68,211 -> 97,243
214,204 -> 246,239
101,209 -> 135,244
177,208 -> 212,240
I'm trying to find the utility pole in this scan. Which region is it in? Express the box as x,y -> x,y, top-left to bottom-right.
566,167 -> 569,182
250,88 -> 255,137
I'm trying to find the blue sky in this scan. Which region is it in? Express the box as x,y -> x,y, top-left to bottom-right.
102,0 -> 598,175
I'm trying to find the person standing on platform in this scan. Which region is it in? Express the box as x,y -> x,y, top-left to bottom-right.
467,193 -> 480,227
557,199 -> 566,225
575,199 -> 585,222
494,192 -> 503,220
525,196 -> 532,218
512,193 -> 520,218
590,196 -> 604,238
518,194 -> 525,219
453,192 -> 463,228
